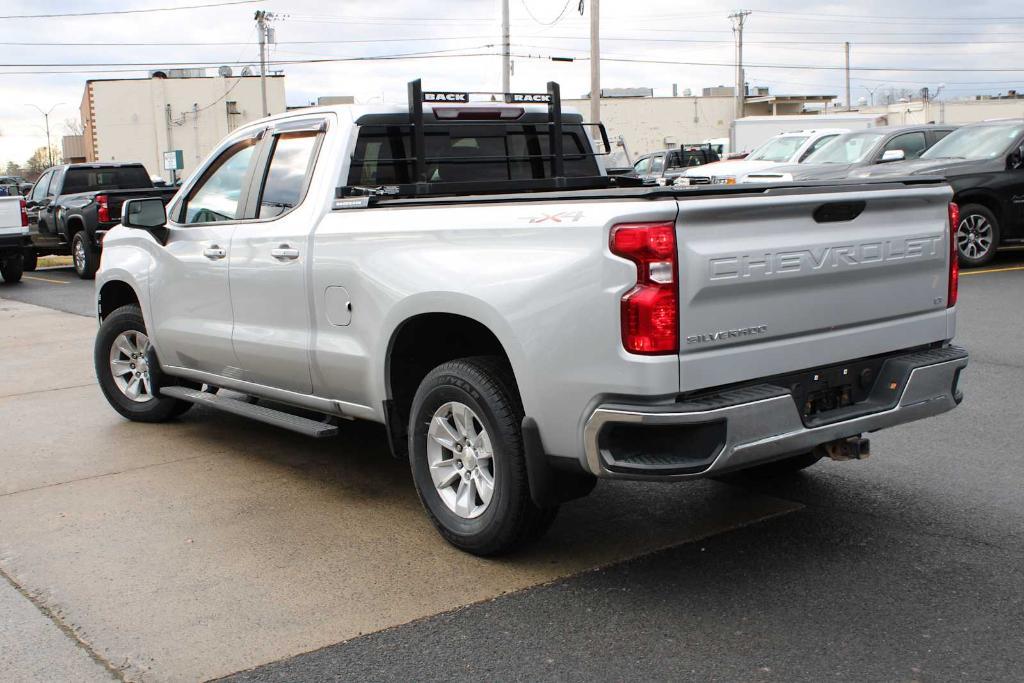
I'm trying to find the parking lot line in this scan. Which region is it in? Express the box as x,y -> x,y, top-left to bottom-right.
960,265 -> 1024,277
23,275 -> 69,285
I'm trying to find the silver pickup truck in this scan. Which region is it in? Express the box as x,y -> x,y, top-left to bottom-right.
94,82 -> 968,555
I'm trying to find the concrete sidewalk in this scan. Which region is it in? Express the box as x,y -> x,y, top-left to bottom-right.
0,298 -> 801,681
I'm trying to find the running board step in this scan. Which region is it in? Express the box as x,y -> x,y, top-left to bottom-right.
160,386 -> 339,438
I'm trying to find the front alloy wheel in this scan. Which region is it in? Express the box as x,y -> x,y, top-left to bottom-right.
108,330 -> 154,402
955,204 -> 1000,268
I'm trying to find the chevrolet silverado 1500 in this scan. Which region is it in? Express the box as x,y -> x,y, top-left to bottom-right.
94,81 -> 968,555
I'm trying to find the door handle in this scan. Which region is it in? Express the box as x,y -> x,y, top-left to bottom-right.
270,246 -> 300,260
203,246 -> 227,260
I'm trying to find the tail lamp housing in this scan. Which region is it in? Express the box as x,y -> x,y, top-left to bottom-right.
96,194 -> 110,223
610,221 -> 679,355
19,198 -> 28,227
948,202 -> 959,308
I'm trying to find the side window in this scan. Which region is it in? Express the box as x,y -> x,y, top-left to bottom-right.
45,171 -> 59,198
884,132 -> 928,160
650,155 -> 665,173
800,135 -> 838,161
30,172 -> 50,202
179,139 -> 259,224
633,157 -> 651,174
257,131 -> 320,218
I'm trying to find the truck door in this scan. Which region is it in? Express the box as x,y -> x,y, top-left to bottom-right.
149,130 -> 264,376
227,118 -> 326,394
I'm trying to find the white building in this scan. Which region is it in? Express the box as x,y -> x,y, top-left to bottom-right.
834,96 -> 1024,127
80,70 -> 286,181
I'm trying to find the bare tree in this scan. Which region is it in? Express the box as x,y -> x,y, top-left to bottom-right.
64,118 -> 85,136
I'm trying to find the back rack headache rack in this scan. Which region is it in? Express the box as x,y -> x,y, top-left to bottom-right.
337,78 -> 645,202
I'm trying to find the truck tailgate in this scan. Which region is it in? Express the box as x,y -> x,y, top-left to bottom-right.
0,197 -> 23,235
675,183 -> 954,392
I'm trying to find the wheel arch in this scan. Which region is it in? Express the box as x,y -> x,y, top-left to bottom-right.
382,303 -> 525,460
98,279 -> 141,321
953,191 -> 1003,229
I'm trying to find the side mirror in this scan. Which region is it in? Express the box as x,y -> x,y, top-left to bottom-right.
1009,145 -> 1024,170
880,149 -> 906,163
121,197 -> 169,244
25,199 -> 37,209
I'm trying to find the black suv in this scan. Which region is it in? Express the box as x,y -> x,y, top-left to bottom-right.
852,119 -> 1024,267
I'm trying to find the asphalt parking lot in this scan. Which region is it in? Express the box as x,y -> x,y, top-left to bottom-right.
2,253 -> 1024,682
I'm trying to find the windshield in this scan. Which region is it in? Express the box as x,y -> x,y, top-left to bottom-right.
748,136 -> 809,162
805,132 -> 885,164
921,123 -> 1024,160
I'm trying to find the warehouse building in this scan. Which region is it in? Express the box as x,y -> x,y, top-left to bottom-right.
80,69 -> 286,181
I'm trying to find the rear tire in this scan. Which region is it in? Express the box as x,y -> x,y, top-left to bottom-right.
956,203 -> 999,268
22,248 -> 37,272
0,254 -> 24,284
95,304 -> 187,422
72,232 -> 99,280
409,356 -> 558,556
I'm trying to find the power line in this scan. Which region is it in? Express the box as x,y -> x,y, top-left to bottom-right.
520,0 -> 573,26
0,0 -> 259,20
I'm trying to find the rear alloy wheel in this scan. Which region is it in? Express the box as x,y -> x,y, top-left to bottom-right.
72,232 -> 99,280
0,254 -> 24,284
409,356 -> 558,556
956,204 -> 1000,268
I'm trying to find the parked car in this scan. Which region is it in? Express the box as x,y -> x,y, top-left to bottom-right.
851,119 -> 1024,267
0,175 -> 31,197
0,195 -> 29,283
629,144 -> 721,185
26,162 -> 177,278
677,129 -> 848,186
94,81 -> 967,555
741,125 -> 956,183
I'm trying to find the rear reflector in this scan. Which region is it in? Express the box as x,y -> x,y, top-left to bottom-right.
610,222 -> 679,355
19,198 -> 27,227
948,202 -> 959,308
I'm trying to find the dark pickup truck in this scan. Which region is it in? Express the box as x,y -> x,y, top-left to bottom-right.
26,162 -> 176,278
852,119 -> 1024,267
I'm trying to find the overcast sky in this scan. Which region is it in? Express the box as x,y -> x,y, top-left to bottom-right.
1,0 -> 1021,166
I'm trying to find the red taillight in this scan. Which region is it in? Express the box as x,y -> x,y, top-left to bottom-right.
610,221 -> 679,355
19,198 -> 28,227
948,202 -> 959,308
96,194 -> 110,222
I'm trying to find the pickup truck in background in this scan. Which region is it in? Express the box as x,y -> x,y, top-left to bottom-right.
94,81 -> 968,555
0,195 -> 29,283
26,162 -> 176,278
851,119 -> 1024,268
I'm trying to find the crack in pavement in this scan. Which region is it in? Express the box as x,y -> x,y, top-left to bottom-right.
0,566 -> 124,681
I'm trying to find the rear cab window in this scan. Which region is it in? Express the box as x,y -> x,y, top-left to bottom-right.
61,166 -> 152,194
345,114 -> 599,188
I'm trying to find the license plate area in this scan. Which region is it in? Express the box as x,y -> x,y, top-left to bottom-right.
772,357 -> 888,423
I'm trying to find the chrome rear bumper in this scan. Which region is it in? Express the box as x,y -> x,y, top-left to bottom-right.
583,346 -> 968,480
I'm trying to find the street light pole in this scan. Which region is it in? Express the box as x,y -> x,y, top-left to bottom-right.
26,103 -> 64,167
589,0 -> 600,125
501,0 -> 510,92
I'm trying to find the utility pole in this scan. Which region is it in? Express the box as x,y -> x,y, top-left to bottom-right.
255,10 -> 271,117
729,10 -> 751,122
844,41 -> 851,111
501,0 -> 510,92
26,103 -> 63,167
589,0 -> 600,124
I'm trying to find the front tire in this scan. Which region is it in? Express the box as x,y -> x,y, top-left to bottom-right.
72,232 -> 99,280
409,356 -> 558,556
95,305 -> 186,422
956,203 -> 1000,268
0,254 -> 23,284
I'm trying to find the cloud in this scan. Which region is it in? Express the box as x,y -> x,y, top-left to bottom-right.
1,0 -> 1020,165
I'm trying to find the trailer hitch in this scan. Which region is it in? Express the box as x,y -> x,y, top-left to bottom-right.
818,435 -> 871,461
